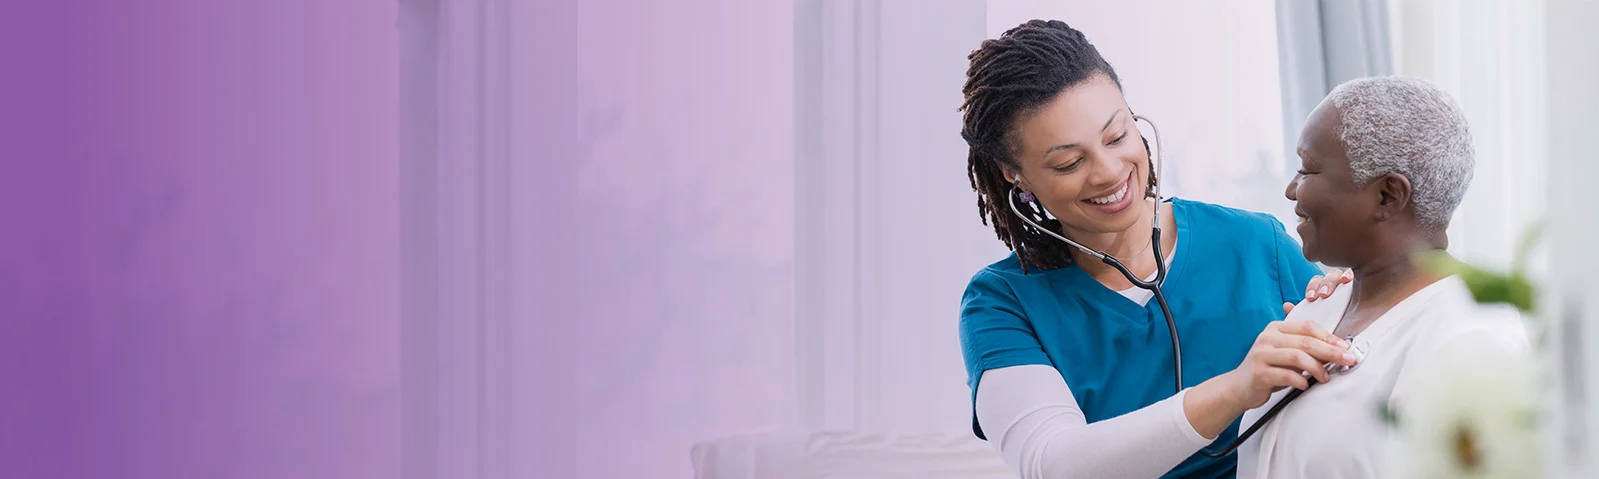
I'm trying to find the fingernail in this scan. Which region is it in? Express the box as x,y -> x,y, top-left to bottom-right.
1319,285 -> 1331,295
1343,352 -> 1358,364
1337,338 -> 1350,348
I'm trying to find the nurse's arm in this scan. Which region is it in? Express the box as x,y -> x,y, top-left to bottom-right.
976,365 -> 1219,479
1184,320 -> 1356,438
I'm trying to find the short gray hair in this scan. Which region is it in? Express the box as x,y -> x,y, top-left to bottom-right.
1324,76 -> 1474,229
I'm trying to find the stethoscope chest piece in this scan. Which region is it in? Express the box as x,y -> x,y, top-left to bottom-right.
1326,337 -> 1369,376
1200,336 -> 1373,458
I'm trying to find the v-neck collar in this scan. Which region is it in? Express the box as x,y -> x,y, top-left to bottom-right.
1329,275 -> 1467,347
1052,198 -> 1192,323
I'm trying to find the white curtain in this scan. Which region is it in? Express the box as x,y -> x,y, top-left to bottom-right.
1389,0 -> 1548,276
401,1 -> 801,478
1275,0 -> 1395,208
795,0 -> 992,435
400,0 -> 566,477
1541,1 -> 1599,476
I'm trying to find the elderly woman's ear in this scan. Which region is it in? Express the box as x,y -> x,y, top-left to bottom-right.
1375,173 -> 1413,222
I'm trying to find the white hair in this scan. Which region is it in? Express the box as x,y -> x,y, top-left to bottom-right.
1324,75 -> 1474,229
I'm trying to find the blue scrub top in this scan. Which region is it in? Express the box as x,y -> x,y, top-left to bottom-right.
959,197 -> 1323,479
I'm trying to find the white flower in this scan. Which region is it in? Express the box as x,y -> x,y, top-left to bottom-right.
1387,319 -> 1542,479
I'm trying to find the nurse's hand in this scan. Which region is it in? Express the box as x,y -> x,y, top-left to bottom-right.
1283,269 -> 1353,315
1183,321 -> 1357,439
1227,320 -> 1357,410
1303,269 -> 1353,303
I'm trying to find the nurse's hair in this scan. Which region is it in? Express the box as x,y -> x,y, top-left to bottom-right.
959,20 -> 1153,272
1325,76 -> 1474,230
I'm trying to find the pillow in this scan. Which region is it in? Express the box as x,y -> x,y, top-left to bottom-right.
690,430 -> 1016,479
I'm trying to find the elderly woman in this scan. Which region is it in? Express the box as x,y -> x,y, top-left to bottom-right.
1236,76 -> 1531,478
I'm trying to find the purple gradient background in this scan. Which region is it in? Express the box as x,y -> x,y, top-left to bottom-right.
570,0 -> 796,477
2,1 -> 401,477
0,0 -> 801,478
5,2 -> 1568,478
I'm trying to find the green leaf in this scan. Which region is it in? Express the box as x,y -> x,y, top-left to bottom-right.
1419,251 -> 1537,313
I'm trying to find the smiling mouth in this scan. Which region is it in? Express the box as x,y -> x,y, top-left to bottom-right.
1084,172 -> 1133,205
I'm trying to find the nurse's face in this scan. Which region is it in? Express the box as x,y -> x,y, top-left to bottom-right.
1005,73 -> 1151,237
1285,102 -> 1380,266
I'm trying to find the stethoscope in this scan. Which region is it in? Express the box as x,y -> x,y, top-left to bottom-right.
1006,114 -> 1183,392
1005,114 -> 1363,458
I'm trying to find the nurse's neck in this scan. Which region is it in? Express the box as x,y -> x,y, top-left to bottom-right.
1338,229 -> 1450,337
1067,199 -> 1176,288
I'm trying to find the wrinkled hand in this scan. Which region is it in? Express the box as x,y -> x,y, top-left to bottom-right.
1225,320 -> 1357,410
1283,268 -> 1354,315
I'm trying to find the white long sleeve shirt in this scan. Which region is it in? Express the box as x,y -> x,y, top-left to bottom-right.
975,365 -> 1216,478
972,240 -> 1213,479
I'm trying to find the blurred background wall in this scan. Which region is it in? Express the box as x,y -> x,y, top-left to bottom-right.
3,1 -> 1595,478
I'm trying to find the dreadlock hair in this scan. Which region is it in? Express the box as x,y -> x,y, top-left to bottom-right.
959,19 -> 1156,273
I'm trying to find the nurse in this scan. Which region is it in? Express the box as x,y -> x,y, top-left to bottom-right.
958,20 -> 1355,478
1237,76 -> 1531,478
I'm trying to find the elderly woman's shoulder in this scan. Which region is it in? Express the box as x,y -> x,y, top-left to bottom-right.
1420,277 -> 1534,354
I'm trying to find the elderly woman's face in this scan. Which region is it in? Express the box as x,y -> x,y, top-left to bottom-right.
1286,103 -> 1380,266
1006,73 -> 1150,237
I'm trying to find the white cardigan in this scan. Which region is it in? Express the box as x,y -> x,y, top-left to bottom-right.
1237,275 -> 1530,479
